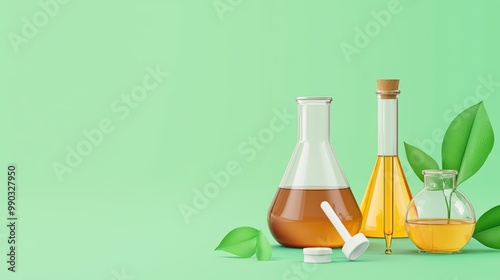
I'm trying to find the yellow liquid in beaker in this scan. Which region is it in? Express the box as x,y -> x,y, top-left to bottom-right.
360,156 -> 412,238
406,219 -> 475,253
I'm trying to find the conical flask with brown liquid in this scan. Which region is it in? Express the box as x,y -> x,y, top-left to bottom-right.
268,97 -> 362,248
359,80 -> 413,254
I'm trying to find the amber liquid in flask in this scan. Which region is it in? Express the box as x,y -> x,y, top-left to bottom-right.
268,97 -> 362,248
359,80 -> 412,254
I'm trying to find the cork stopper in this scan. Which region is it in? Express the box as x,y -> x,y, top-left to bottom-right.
377,79 -> 399,91
377,79 -> 400,99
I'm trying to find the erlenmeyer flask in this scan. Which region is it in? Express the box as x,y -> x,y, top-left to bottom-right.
268,97 -> 362,248
359,80 -> 413,254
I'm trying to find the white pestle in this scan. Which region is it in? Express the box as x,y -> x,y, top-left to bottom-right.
320,201 -> 370,260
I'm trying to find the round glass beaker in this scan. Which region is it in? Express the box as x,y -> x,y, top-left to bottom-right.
406,170 -> 476,253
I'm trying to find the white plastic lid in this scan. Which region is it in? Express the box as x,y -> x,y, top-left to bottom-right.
303,247 -> 332,263
303,247 -> 332,255
342,233 -> 370,260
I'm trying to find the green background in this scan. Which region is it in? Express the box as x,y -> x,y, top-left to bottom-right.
1,0 -> 499,279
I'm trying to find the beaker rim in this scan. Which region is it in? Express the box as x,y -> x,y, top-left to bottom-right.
296,96 -> 332,103
422,169 -> 458,176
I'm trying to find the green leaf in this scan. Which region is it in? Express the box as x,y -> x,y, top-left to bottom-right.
442,102 -> 494,185
255,231 -> 272,261
473,205 -> 500,249
215,227 -> 259,258
404,142 -> 439,182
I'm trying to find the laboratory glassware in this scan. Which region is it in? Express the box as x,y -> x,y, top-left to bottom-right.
406,170 -> 475,253
268,97 -> 362,248
359,80 -> 413,254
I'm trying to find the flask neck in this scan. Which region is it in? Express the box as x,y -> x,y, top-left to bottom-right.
297,97 -> 331,142
423,170 -> 458,191
377,91 -> 400,155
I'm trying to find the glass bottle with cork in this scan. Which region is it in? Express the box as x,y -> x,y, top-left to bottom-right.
359,79 -> 413,254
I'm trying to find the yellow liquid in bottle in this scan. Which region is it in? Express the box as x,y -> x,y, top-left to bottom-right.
406,219 -> 475,253
360,156 -> 412,238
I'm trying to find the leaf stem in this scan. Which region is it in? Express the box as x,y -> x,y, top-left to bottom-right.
442,189 -> 455,220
